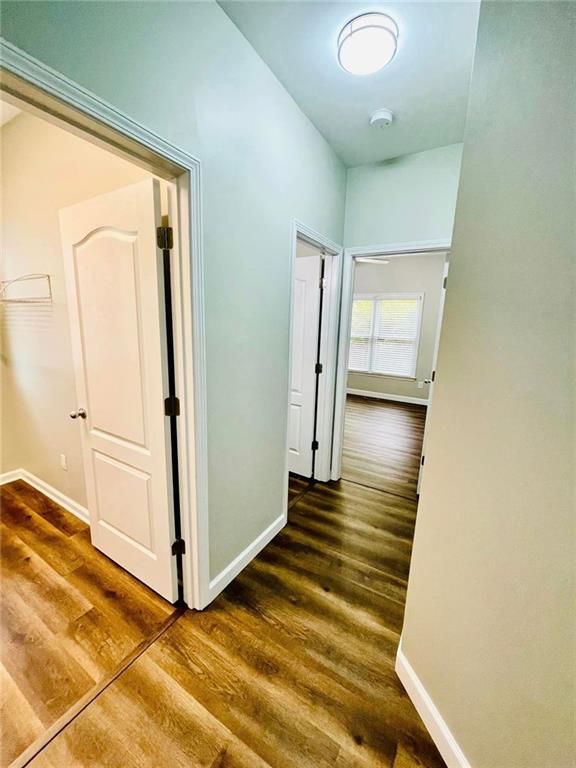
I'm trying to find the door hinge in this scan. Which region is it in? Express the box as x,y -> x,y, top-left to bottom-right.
157,226 -> 174,251
421,455 -> 425,466
164,395 -> 180,417
311,439 -> 319,451
315,362 -> 323,375
319,277 -> 327,290
443,276 -> 448,289
431,370 -> 436,382
171,538 -> 186,556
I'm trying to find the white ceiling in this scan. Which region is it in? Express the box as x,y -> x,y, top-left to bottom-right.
0,98 -> 21,128
219,1 -> 480,167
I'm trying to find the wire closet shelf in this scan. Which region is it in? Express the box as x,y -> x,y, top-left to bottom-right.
0,273 -> 53,304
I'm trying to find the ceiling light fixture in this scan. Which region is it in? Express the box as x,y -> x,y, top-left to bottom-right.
337,13 -> 399,76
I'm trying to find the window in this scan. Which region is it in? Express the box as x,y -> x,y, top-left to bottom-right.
348,293 -> 423,377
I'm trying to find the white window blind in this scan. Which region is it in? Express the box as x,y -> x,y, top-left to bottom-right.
348,293 -> 423,377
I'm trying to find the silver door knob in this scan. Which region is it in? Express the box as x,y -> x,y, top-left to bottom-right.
70,408 -> 87,420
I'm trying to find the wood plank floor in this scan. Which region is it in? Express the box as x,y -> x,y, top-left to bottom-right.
287,474 -> 313,507
22,481 -> 444,768
2,395 -> 444,768
341,396 -> 426,499
0,480 -> 175,766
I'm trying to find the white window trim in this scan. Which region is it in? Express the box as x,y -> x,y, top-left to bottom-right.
348,291 -> 424,379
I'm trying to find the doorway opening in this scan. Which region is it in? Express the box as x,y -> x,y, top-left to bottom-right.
332,246 -> 450,499
0,87 -> 200,604
286,224 -> 341,507
0,67 -> 207,608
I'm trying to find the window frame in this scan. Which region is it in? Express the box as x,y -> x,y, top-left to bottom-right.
348,291 -> 425,379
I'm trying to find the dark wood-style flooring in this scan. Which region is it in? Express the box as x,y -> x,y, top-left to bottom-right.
1,397 -> 443,768
0,480 -> 174,766
342,395 -> 426,499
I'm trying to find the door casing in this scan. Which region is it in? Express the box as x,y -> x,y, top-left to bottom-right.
0,42 -> 210,609
417,259 -> 450,494
285,221 -> 342,494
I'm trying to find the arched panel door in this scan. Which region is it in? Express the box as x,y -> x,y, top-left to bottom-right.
60,179 -> 177,601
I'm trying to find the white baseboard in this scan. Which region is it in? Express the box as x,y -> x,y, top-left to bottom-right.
396,640 -> 472,768
0,468 -> 90,524
347,388 -> 428,406
204,511 -> 287,607
0,469 -> 23,486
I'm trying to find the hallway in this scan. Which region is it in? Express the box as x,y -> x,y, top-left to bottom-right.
2,2 -> 571,764
1,395 -> 443,768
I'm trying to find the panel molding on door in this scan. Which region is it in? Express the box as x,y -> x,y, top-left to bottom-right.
60,178 -> 177,601
288,251 -> 321,477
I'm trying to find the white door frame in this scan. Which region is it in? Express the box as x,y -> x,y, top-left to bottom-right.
0,39 -> 210,609
331,238 -> 452,481
286,221 -> 342,489
417,258 -> 450,495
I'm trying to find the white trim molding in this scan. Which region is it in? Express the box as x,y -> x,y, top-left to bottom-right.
347,388 -> 429,406
0,38 -> 198,172
205,512 -> 286,606
345,239 -> 451,259
0,469 -> 22,486
396,641 -> 472,768
0,469 -> 90,524
331,238 -> 451,481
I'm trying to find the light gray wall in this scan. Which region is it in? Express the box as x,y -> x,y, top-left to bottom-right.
348,254 -> 446,401
344,144 -> 463,248
1,1 -> 346,581
1,111 -> 150,506
401,3 -> 575,767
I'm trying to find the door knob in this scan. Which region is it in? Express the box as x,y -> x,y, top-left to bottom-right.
70,408 -> 87,420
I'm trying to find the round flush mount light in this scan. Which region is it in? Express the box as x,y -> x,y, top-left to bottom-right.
338,13 -> 399,76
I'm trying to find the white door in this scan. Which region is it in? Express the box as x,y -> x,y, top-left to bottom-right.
59,178 -> 177,601
288,251 -> 322,477
417,260 -> 450,494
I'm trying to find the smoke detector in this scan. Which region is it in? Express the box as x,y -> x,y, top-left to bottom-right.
370,108 -> 394,128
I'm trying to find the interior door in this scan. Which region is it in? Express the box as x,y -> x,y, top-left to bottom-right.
417,259 -> 450,494
59,178 -> 177,601
288,250 -> 322,477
